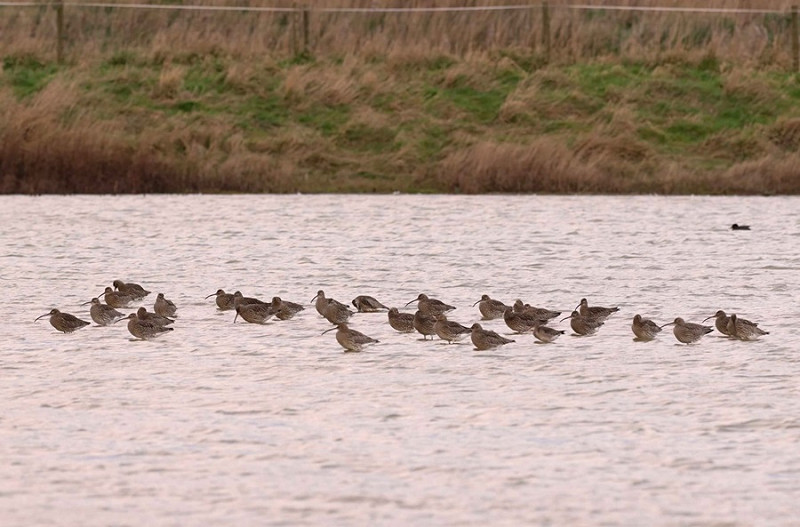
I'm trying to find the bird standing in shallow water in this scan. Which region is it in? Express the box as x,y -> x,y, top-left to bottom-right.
576,298 -> 619,321
503,307 -> 541,333
206,289 -> 235,310
113,279 -> 150,300
473,295 -> 510,320
100,286 -> 136,309
631,314 -> 662,341
82,298 -> 125,326
727,313 -> 768,341
513,300 -> 561,323
405,294 -> 455,316
702,310 -> 732,336
154,293 -> 177,318
532,324 -> 565,344
136,307 -> 174,327
312,290 -> 348,317
233,291 -> 269,306
121,312 -> 173,340
233,302 -> 274,324
322,300 -> 354,325
413,310 -> 437,340
312,290 -> 330,316
470,323 -> 514,351
35,309 -> 90,333
433,313 -> 472,344
322,323 -> 378,352
561,311 -> 604,336
270,297 -> 305,320
661,318 -> 713,344
387,308 -> 415,333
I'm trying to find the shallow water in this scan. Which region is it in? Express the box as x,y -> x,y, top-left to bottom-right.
1,194 -> 798,526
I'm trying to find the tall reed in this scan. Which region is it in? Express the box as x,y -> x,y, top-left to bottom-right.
0,0 -> 796,65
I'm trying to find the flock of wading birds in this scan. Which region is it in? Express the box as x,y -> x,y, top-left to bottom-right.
34,279 -> 770,352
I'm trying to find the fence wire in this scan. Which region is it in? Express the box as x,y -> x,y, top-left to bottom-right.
0,2 -> 790,14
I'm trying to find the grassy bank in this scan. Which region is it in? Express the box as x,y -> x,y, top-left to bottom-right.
2,2 -> 800,193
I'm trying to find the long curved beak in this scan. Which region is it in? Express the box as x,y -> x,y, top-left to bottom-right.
472,299 -> 481,307
559,315 -> 571,323
34,313 -> 49,322
701,315 -> 714,323
80,300 -> 92,306
233,310 -> 240,323
660,322 -> 675,328
321,326 -> 339,335
310,293 -> 319,303
204,293 -> 217,299
404,299 -> 417,307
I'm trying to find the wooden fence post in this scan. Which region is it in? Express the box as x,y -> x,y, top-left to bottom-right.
302,7 -> 310,54
542,1 -> 551,63
792,5 -> 799,73
290,2 -> 298,55
55,0 -> 64,64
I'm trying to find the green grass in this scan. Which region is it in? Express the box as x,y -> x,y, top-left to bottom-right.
2,55 -> 58,98
441,84 -> 507,123
338,123 -> 398,153
183,61 -> 228,95
296,104 -> 350,136
574,63 -> 642,98
416,123 -> 450,161
664,120 -> 713,143
234,95 -> 288,131
171,100 -> 202,113
511,61 -> 795,156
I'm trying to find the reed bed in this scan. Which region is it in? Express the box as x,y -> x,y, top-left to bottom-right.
2,1 -> 800,193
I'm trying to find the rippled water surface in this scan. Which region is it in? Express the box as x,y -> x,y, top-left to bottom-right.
1,195 -> 799,526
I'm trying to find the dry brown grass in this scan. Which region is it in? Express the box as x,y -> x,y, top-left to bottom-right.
717,155 -> 800,193
0,0 -> 797,64
437,140 -> 610,193
722,67 -> 780,103
768,118 -> 800,151
154,64 -> 186,99
281,60 -> 361,107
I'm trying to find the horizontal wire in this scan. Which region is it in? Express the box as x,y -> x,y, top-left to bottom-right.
0,2 -> 789,15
